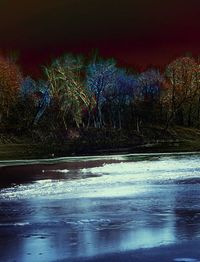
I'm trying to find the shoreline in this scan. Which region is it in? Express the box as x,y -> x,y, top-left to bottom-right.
1,126 -> 200,160
0,149 -> 200,166
0,139 -> 200,161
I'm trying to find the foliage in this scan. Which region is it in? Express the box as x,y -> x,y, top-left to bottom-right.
1,52 -> 200,142
103,69 -> 137,128
136,69 -> 163,102
19,77 -> 51,126
164,57 -> 200,127
86,59 -> 117,127
165,57 -> 199,105
45,54 -> 90,128
33,80 -> 51,124
0,56 -> 22,123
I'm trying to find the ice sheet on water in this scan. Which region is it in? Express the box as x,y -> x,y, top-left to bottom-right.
1,154 -> 200,200
0,173 -> 150,199
47,169 -> 69,173
81,156 -> 200,176
0,222 -> 30,227
174,259 -> 200,262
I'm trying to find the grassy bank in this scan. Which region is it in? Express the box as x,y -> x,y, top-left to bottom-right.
0,126 -> 200,160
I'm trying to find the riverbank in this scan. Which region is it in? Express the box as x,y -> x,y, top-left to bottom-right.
1,126 -> 200,160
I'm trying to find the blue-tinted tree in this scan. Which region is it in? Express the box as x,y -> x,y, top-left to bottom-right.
136,69 -> 163,102
86,59 -> 117,127
103,68 -> 137,128
20,77 -> 37,99
135,69 -> 164,127
115,70 -> 137,128
18,77 -> 37,128
20,77 -> 51,125
33,80 -> 51,124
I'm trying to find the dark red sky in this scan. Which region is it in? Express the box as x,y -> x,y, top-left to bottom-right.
0,0 -> 199,74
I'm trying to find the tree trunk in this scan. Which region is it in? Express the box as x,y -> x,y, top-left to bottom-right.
136,115 -> 140,132
187,104 -> 192,127
118,109 -> 122,129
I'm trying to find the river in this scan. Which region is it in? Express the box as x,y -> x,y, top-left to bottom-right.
0,153 -> 200,262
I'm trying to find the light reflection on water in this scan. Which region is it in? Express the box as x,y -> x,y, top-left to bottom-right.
1,154 -> 200,200
0,153 -> 200,261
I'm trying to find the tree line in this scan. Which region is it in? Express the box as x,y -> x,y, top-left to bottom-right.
0,52 -> 199,141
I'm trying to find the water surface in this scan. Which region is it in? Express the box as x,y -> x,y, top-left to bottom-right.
0,153 -> 200,261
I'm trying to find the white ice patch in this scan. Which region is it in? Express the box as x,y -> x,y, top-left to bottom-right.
49,169 -> 69,173
14,222 -> 30,226
81,157 -> 200,182
174,259 -> 200,262
71,219 -> 111,225
0,222 -> 30,227
37,179 -> 53,183
1,154 -> 200,200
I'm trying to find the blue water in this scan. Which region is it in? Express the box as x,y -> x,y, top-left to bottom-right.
0,153 -> 200,261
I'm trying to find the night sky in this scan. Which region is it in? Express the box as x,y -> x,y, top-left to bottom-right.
0,0 -> 199,74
